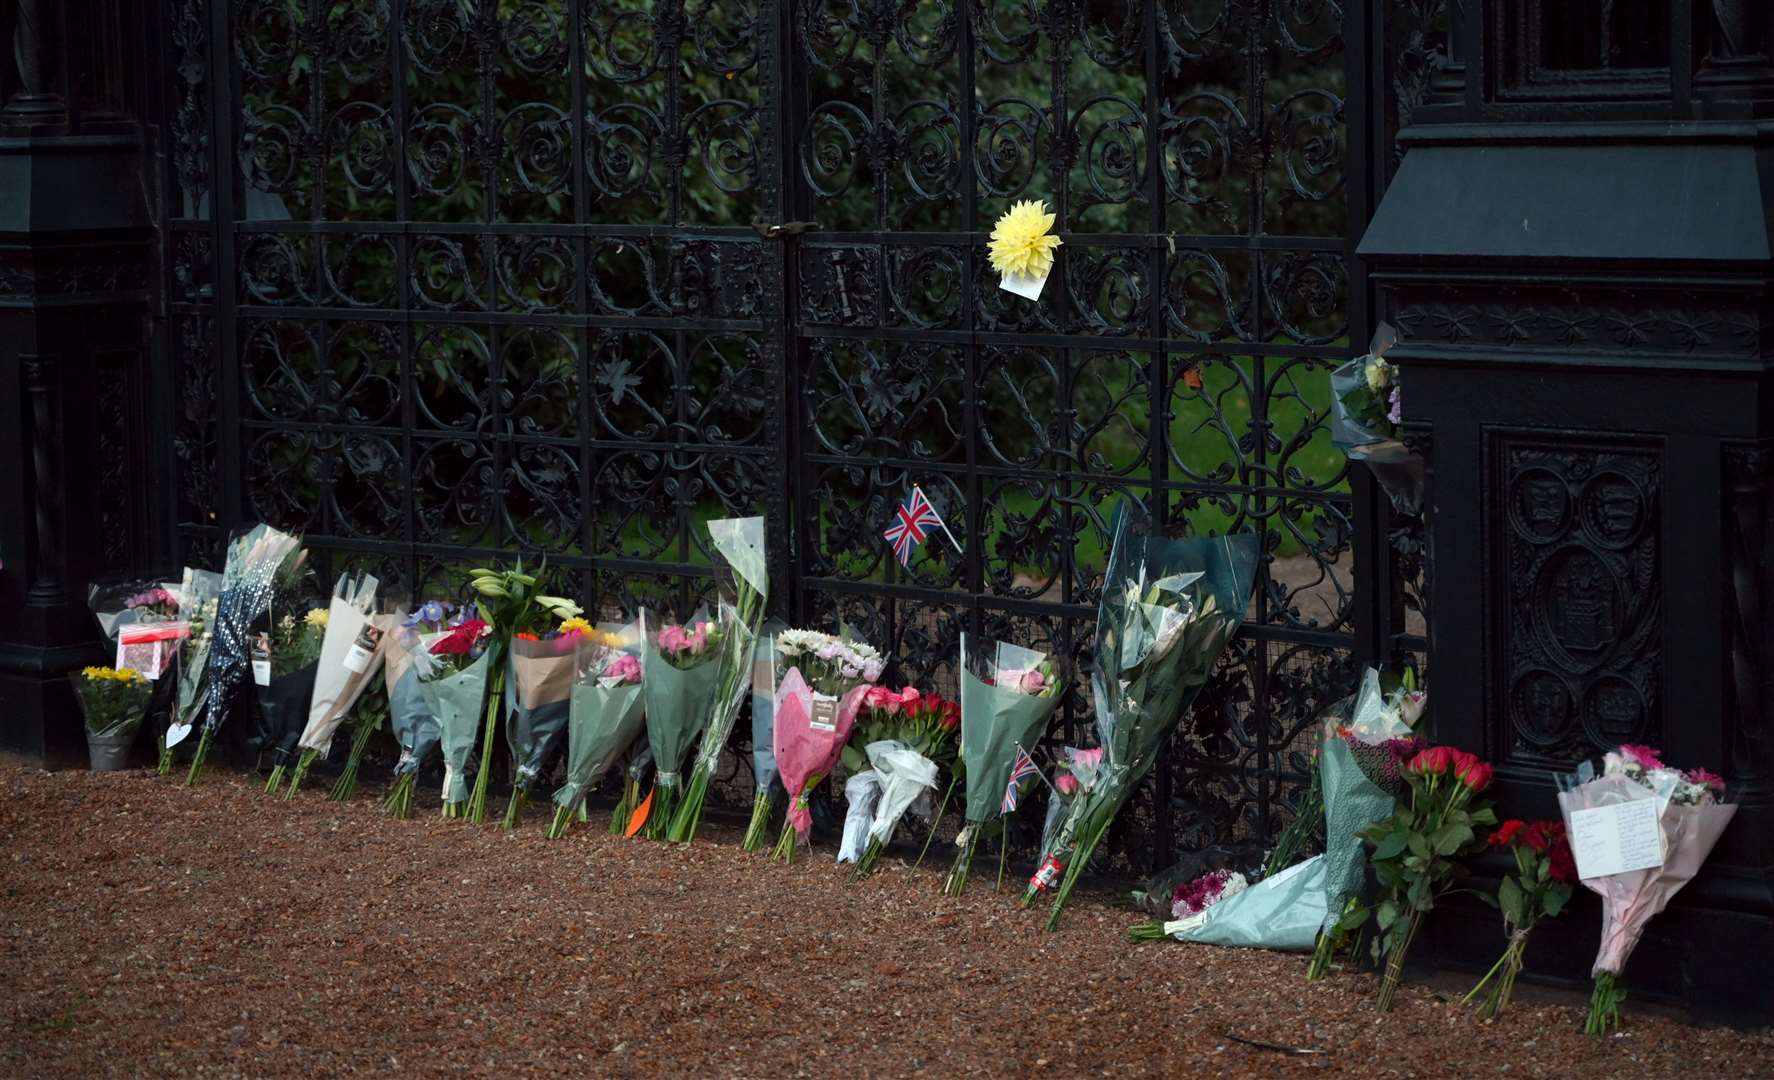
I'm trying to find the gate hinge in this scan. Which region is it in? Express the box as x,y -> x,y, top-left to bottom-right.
751,219 -> 819,240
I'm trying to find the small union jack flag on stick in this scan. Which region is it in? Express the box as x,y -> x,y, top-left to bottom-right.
1002,744 -> 1043,814
882,485 -> 962,567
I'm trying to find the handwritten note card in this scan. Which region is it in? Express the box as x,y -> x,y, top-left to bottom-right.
1569,798 -> 1664,880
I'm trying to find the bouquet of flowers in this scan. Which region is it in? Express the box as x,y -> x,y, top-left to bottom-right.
1303,670 -> 1426,976
501,615 -> 595,829
381,603 -> 446,819
284,573 -> 385,798
1463,819 -> 1576,1018
669,516 -> 771,843
838,686 -> 960,871
547,623 -> 646,838
1266,669 -> 1424,878
1556,745 -> 1736,1034
769,628 -> 882,862
461,561 -> 583,824
408,608 -> 495,819
942,636 -> 1062,895
73,666 -> 152,770
848,740 -> 939,877
741,620 -> 790,850
1361,745 -> 1496,1011
254,603 -> 328,794
1022,505 -> 1258,929
159,568 -> 221,774
634,608 -> 724,837
1329,323 -> 1422,514
189,524 -> 302,785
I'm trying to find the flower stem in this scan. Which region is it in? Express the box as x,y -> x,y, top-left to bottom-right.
284,749 -> 317,800
264,763 -> 285,795
1044,823 -> 1106,932
1306,930 -> 1335,981
913,774 -> 957,870
644,783 -> 676,840
1375,909 -> 1425,1012
1585,971 -> 1624,1035
501,787 -> 528,830
1128,920 -> 1170,942
853,837 -> 883,879
995,830 -> 1009,892
667,766 -> 712,843
383,772 -> 415,819
156,736 -> 173,776
330,720 -> 376,801
547,799 -> 576,839
740,790 -> 773,851
771,817 -> 799,865
184,729 -> 212,787
464,662 -> 506,825
941,828 -> 978,897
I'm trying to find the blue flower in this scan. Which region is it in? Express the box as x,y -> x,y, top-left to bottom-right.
420,600 -> 445,625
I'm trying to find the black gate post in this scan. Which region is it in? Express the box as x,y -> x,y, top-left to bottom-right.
1359,0 -> 1774,1024
0,2 -> 160,765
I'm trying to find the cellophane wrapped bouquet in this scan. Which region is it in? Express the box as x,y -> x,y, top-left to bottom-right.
670,516 -> 770,843
547,622 -> 645,838
841,686 -> 959,877
1303,669 -> 1426,976
285,573 -> 385,798
942,636 -> 1063,896
408,608 -> 495,819
740,620 -> 790,850
770,629 -> 884,863
1557,745 -> 1735,1034
160,567 -> 221,774
461,562 -> 583,824
380,603 -> 446,818
501,615 -> 596,829
1021,505 -> 1257,929
634,608 -> 723,838
251,549 -> 324,794
188,524 -> 302,785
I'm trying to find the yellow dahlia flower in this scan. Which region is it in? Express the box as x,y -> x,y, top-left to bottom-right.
304,607 -> 329,628
989,199 -> 1062,279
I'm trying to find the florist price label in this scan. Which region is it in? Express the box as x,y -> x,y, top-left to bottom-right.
808,694 -> 839,733
1569,799 -> 1663,880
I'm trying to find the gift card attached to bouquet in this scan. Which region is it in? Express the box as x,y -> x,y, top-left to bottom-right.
116,624 -> 188,680
251,634 -> 272,687
165,721 -> 193,748
343,622 -> 383,674
1569,798 -> 1664,879
809,692 -> 839,733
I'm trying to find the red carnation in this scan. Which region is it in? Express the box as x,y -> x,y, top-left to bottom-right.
430,618 -> 488,657
1489,819 -> 1526,847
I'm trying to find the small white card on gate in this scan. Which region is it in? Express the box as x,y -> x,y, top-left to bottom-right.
1569,799 -> 1664,880
998,269 -> 1048,301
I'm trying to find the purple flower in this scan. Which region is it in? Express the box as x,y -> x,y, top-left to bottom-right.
420,600 -> 446,625
1386,385 -> 1402,425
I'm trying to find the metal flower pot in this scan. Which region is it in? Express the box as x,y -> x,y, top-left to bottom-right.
86,732 -> 135,772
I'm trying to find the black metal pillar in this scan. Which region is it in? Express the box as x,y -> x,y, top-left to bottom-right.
0,1 -> 158,765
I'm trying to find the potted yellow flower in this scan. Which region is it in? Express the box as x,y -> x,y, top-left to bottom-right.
73,666 -> 152,771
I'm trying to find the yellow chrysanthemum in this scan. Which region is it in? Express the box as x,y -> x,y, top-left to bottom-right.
558,616 -> 593,637
304,608 -> 329,628
988,199 -> 1062,279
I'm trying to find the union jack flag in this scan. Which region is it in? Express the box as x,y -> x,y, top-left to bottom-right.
882,485 -> 951,567
1002,745 -> 1041,814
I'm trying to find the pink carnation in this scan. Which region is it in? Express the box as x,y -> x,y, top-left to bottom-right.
1070,747 -> 1103,771
1619,744 -> 1665,770
1054,772 -> 1079,796
657,624 -> 686,652
1686,766 -> 1726,793
1018,669 -> 1046,695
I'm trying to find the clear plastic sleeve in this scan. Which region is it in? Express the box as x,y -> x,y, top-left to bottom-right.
837,769 -> 882,864
750,620 -> 789,796
864,740 -> 939,848
202,525 -> 301,735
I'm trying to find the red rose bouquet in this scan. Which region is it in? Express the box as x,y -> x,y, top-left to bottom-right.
1463,819 -> 1576,1018
1359,745 -> 1496,1011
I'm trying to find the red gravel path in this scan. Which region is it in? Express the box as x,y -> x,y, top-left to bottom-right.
1,762 -> 1768,1078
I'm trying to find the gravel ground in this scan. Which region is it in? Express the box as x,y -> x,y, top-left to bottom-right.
2,762 -> 1768,1079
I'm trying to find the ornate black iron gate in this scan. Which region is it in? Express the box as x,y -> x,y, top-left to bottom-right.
159,0 -> 1433,870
